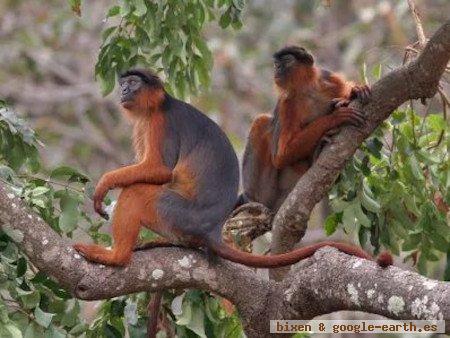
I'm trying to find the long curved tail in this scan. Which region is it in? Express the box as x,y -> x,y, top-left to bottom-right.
208,239 -> 392,268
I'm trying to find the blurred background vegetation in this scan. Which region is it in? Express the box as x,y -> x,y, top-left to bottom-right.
0,0 -> 449,337
1,0 -> 447,174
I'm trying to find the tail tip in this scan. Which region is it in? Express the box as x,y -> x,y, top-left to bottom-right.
377,251 -> 393,268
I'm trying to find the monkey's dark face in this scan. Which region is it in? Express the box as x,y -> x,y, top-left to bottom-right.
119,75 -> 144,108
118,70 -> 164,114
273,46 -> 314,85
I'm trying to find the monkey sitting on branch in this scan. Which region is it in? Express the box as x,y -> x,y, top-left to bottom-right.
74,68 -> 391,269
239,45 -> 373,213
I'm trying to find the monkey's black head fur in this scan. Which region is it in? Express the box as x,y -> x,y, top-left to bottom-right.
273,46 -> 314,82
273,45 -> 314,66
120,69 -> 164,89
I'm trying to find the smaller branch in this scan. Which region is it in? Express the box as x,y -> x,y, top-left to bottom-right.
407,0 -> 427,48
437,86 -> 450,119
18,174 -> 86,195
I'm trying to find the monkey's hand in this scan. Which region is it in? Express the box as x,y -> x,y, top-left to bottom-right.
350,84 -> 371,104
93,175 -> 112,219
329,99 -> 366,129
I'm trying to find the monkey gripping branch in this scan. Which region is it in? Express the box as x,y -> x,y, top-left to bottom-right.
0,19 -> 449,338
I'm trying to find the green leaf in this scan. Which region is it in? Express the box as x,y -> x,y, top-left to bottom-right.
24,322 -> 43,338
31,272 -> 71,299
19,290 -> 40,309
360,182 -> 380,213
110,300 -> 125,317
133,0 -> 147,16
428,231 -> 449,253
34,307 -> 55,328
102,27 -> 117,42
9,312 -> 28,329
0,301 -> 9,323
372,64 -> 382,80
186,305 -> 207,338
58,191 -> 79,233
407,154 -> 424,181
233,0 -> 245,10
104,324 -> 121,338
365,138 -> 383,159
1,241 -> 19,261
231,17 -> 243,29
120,1 -> 132,16
444,250 -> 450,281
324,214 -> 339,236
60,300 -> 81,327
59,207 -> 78,234
219,9 -> 231,28
31,199 -> 45,209
16,257 -> 27,277
45,326 -> 66,338
50,166 -> 89,183
99,71 -> 116,96
353,202 -> 371,228
428,251 -> 440,261
391,110 -> 406,125
426,114 -> 445,132
31,187 -> 50,197
68,323 -> 87,335
402,233 -> 421,251
4,324 -> 23,338
0,165 -> 15,180
106,6 -> 120,18
176,297 -> 192,326
68,0 -> 81,16
2,226 -> 24,243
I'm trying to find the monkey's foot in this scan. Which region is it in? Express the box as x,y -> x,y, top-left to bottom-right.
330,98 -> 351,110
333,106 -> 366,128
73,243 -> 130,266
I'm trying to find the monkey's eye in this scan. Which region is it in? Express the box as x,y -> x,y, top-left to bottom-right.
281,54 -> 295,64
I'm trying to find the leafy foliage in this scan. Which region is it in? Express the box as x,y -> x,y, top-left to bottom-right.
88,290 -> 244,338
0,101 -> 90,337
327,105 -> 449,277
171,290 -> 243,338
95,0 -> 245,98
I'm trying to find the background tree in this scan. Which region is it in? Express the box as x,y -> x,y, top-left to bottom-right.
0,0 -> 449,337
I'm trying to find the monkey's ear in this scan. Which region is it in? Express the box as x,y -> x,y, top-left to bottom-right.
302,53 -> 314,66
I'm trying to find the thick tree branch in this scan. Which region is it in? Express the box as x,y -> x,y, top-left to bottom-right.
279,247 -> 450,333
270,20 -> 450,271
0,184 -> 268,303
0,184 -> 450,336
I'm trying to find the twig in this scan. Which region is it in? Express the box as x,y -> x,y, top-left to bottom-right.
407,0 -> 427,48
18,174 -> 86,195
